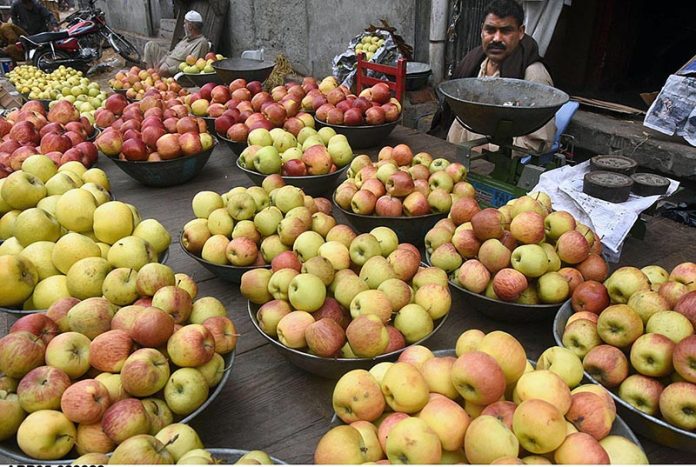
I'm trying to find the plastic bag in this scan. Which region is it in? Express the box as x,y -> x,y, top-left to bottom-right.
331,29 -> 401,89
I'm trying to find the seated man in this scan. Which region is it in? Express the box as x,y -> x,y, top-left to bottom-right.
143,10 -> 209,77
11,0 -> 57,36
0,21 -> 27,62
447,0 -> 555,154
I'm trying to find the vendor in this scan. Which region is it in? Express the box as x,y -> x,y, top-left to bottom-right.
10,0 -> 58,35
0,21 -> 27,62
446,0 -> 555,154
143,10 -> 209,77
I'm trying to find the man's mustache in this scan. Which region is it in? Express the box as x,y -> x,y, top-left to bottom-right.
487,42 -> 506,51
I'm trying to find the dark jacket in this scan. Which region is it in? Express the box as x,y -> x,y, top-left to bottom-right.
11,0 -> 57,36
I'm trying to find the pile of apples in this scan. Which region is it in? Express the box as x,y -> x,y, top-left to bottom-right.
0,100 -> 98,178
0,262 -> 237,461
426,192 -> 608,305
109,66 -> 187,102
241,222 -> 451,359
0,163 -> 171,310
314,330 -> 647,464
238,126 -> 353,176
186,80 -> 304,143
178,52 -> 225,74
95,92 -> 216,162
73,422 -> 276,464
335,145 -> 468,217
354,34 -> 386,61
562,262 -> 696,432
182,178 -> 334,267
314,82 -> 402,126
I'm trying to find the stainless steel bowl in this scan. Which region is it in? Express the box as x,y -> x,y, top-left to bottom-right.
553,302 -> 696,452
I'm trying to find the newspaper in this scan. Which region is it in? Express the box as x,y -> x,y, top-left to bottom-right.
532,161 -> 679,263
644,74 -> 696,146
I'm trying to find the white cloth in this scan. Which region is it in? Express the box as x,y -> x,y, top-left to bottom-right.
184,10 -> 203,22
532,161 -> 679,263
523,0 -> 571,56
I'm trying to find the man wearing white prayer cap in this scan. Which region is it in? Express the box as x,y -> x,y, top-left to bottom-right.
143,9 -> 209,77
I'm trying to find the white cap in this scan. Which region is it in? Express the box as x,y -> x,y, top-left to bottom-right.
184,10 -> 203,22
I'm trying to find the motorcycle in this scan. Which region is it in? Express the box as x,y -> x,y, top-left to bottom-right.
16,0 -> 140,72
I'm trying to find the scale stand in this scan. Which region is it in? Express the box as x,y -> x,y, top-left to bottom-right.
454,119 -> 548,207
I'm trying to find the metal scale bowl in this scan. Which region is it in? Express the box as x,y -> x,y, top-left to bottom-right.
438,78 -> 569,206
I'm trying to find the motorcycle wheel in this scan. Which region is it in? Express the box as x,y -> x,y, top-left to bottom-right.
108,33 -> 141,64
33,49 -> 71,72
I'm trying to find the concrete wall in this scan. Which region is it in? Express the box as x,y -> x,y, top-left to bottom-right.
219,0 -> 420,77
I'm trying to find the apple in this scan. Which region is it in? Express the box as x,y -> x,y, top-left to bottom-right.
509,211 -> 545,244
0,331 -> 45,379
120,348 -> 170,397
167,324 -> 215,367
10,314 -> 58,345
646,310 -> 694,343
44,331 -> 91,379
544,211 -> 576,240
554,432 -> 609,464
380,362 -> 430,414
88,329 -> 133,373
314,425 -> 369,464
202,316 -> 237,354
154,423 -> 204,461
537,271 -> 570,304
478,330 -> 527,385
450,351 -> 505,405
514,369 -> 571,414
513,399 -> 566,454
618,374 -> 664,416
385,417 -> 442,464
346,314 -> 389,357
164,368 -> 209,416
577,254 -> 609,282
536,346 -> 584,388
332,369 -> 385,423
669,262 -> 696,292
571,280 -> 610,314
60,379 -> 111,424
75,422 -> 115,455
510,244 -> 548,278
17,365 -> 71,413
464,415 -> 519,465
109,433 -> 174,464
597,304 -> 644,348
562,318 -> 602,358
604,266 -> 650,304
492,268 -> 528,301
16,409 -> 76,460
599,435 -> 649,465
583,344 -> 629,388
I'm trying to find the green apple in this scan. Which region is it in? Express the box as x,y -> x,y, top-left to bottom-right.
19,241 -> 59,280
13,207 -> 61,246
51,232 -> 101,274
164,368 -> 209,416
0,390 -> 26,441
31,275 -> 71,309
1,171 -> 47,210
155,423 -> 203,461
102,267 -> 139,305
107,235 -> 155,271
80,182 -> 111,206
93,201 -> 134,245
393,304 -> 434,343
511,244 -> 549,278
288,273 -> 326,312
536,346 -> 584,388
22,155 -> 57,183
54,188 -> 97,233
537,271 -> 570,304
132,219 -> 171,254
0,255 -> 38,307
45,171 -> 80,196
369,226 -> 398,256
349,233 -> 382,266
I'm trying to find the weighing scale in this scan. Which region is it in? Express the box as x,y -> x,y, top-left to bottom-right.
438,78 -> 570,207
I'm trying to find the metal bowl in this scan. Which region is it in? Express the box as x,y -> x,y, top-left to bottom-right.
0,349 -> 235,464
438,77 -> 569,139
217,131 -> 248,156
176,71 -> 224,88
212,58 -> 276,84
248,295 -> 449,380
110,88 -> 127,96
314,116 -> 400,149
105,138 -> 217,187
179,231 -> 270,283
207,448 -> 286,464
0,248 -> 170,316
406,61 -> 432,91
86,126 -> 100,142
236,157 -> 350,198
553,302 -> 696,452
433,350 -> 645,448
333,196 -> 446,247
202,116 -> 216,133
424,251 -> 564,322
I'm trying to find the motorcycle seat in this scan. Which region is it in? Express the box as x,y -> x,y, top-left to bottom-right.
22,30 -> 70,44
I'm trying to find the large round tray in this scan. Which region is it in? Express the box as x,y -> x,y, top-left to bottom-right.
179,231 -> 270,283
236,157 -> 349,198
212,58 -> 276,84
0,247 -> 170,316
248,289 -> 450,379
424,250 -> 564,322
438,77 -> 569,139
553,302 -> 696,452
0,349 -> 235,464
334,196 -> 446,247
314,116 -> 400,149
105,138 -> 216,187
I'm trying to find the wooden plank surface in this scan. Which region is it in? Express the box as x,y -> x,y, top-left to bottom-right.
1,126 -> 696,464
